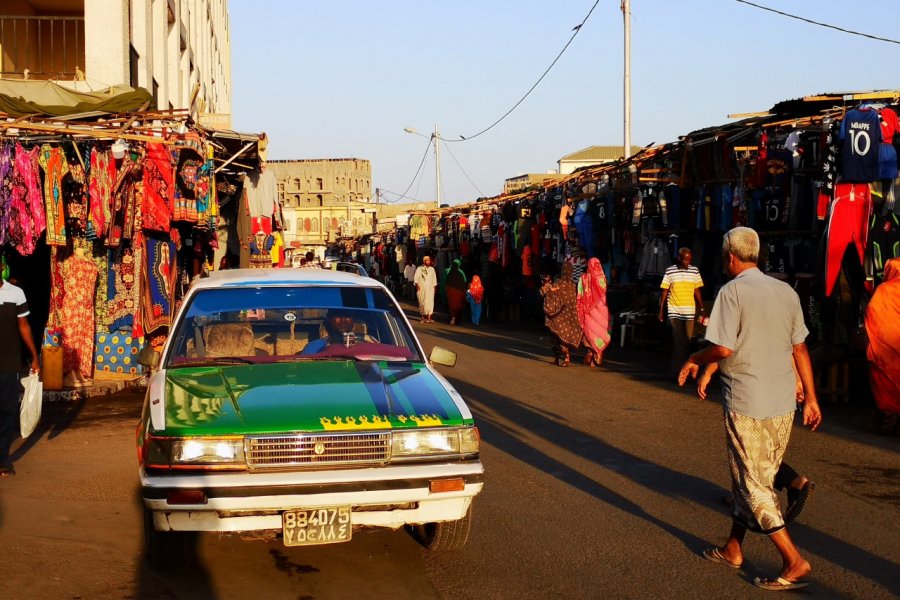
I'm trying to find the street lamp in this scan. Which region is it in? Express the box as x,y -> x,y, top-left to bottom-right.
403,125 -> 443,206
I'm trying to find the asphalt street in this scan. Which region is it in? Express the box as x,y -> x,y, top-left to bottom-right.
0,309 -> 897,599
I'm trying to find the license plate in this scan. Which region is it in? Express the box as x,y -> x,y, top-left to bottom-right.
282,507 -> 352,547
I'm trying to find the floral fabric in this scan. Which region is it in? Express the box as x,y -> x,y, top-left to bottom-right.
39,144 -> 70,246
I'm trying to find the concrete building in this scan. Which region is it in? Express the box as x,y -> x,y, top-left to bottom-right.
503,172 -> 563,195
558,145 -> 642,175
0,0 -> 231,124
267,159 -> 374,248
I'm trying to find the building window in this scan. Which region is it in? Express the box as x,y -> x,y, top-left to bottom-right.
311,218 -> 319,232
317,194 -> 323,206
304,218 -> 311,232
316,178 -> 323,190
129,45 -> 140,88
294,177 -> 301,190
332,217 -> 339,230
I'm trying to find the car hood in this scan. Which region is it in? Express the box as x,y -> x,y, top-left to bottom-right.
161,361 -> 468,436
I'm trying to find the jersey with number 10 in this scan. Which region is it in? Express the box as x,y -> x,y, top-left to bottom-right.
840,107 -> 882,182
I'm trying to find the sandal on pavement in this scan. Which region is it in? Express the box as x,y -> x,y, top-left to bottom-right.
785,481 -> 815,523
753,577 -> 810,591
701,547 -> 741,569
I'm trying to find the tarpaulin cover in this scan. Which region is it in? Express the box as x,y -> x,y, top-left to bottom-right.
0,80 -> 154,117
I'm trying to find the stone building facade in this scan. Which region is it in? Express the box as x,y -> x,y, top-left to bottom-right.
267,158 -> 374,248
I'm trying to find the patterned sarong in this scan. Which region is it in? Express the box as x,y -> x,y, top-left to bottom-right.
724,409 -> 794,534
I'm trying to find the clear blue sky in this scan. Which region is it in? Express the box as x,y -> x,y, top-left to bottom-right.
230,1 -> 899,205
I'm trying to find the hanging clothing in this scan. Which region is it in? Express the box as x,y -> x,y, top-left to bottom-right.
577,258 -> 611,357
61,250 -> 99,379
39,144 -> 71,246
0,142 -> 12,246
824,183 -> 871,297
88,147 -> 116,239
8,144 -> 43,255
840,106 -> 882,183
244,169 -> 276,218
142,238 -> 177,334
142,142 -> 173,233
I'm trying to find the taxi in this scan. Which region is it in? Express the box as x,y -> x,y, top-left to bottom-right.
136,269 -> 483,565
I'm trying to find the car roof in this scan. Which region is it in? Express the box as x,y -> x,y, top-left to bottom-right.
191,268 -> 381,291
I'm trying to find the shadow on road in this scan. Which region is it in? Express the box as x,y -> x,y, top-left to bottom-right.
9,399 -> 87,464
134,487 -> 218,600
449,377 -> 721,555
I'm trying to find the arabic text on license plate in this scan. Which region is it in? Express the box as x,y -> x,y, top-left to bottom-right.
282,507 -> 352,547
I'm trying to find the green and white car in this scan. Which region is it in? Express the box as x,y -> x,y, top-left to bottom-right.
136,269 -> 483,564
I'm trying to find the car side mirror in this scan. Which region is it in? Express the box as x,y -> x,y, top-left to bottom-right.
429,346 -> 457,367
136,347 -> 161,370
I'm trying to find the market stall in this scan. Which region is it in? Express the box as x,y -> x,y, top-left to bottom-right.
0,82 -> 269,388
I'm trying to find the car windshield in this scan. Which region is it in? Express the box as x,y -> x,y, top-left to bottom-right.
166,285 -> 421,367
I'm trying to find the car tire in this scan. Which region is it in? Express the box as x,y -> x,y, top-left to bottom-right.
406,505 -> 472,551
143,507 -> 189,569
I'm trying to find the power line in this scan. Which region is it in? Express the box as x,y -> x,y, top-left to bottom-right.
734,0 -> 900,45
440,138 -> 485,198
398,137 -> 433,202
446,0 -> 601,143
378,188 -> 429,203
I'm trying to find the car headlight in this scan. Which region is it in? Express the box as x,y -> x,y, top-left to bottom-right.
391,427 -> 480,461
144,435 -> 247,470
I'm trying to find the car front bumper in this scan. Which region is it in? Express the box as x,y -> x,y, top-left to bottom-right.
141,461 -> 484,532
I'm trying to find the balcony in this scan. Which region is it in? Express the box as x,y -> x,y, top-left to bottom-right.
0,15 -> 85,80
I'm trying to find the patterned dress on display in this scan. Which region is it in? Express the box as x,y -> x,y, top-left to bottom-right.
88,146 -> 116,240
39,144 -> 70,246
142,143 -> 173,233
61,250 -> 99,379
0,142 -> 12,246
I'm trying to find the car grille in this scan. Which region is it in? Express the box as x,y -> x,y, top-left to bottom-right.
245,432 -> 391,470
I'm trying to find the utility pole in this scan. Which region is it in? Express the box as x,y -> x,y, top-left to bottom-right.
433,125 -> 443,206
622,0 -> 632,159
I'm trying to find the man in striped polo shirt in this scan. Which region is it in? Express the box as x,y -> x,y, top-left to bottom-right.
659,248 -> 704,376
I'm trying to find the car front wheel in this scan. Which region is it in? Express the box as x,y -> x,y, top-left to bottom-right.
406,506 -> 473,551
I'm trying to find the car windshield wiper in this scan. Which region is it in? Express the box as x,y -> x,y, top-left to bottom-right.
169,356 -> 259,368
271,355 -> 362,363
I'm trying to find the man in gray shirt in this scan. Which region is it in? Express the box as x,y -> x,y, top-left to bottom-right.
679,227 -> 822,591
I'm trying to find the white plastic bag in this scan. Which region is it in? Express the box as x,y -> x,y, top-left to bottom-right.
19,372 -> 42,439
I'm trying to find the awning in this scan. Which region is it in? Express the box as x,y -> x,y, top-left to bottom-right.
0,80 -> 154,117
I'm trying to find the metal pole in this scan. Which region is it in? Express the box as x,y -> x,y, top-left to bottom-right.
434,124 -> 442,206
622,0 -> 632,159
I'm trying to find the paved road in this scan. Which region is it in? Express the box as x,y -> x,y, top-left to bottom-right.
0,313 -> 898,599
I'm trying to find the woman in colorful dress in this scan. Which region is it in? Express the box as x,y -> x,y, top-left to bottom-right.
577,257 -> 610,367
466,274 -> 484,326
865,257 -> 900,434
541,263 -> 582,367
444,259 -> 467,325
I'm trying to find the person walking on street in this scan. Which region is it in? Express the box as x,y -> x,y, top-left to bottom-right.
864,257 -> 900,434
0,261 -> 40,477
403,261 -> 417,301
466,275 -> 484,326
679,227 -> 822,591
445,259 -> 467,325
541,264 -> 582,367
698,360 -> 816,522
414,256 -> 438,323
577,257 -> 610,367
659,248 -> 704,377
